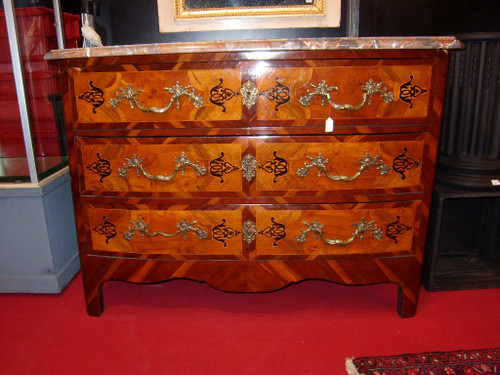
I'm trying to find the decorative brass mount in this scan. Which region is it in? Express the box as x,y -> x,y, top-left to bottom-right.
299,79 -> 394,111
296,217 -> 383,246
123,217 -> 208,241
117,152 -> 207,181
109,82 -> 204,113
297,152 -> 390,181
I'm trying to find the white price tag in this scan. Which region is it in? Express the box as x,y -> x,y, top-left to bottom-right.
491,179 -> 500,186
325,117 -> 334,132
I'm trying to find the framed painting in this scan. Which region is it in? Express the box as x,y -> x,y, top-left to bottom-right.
157,0 -> 341,33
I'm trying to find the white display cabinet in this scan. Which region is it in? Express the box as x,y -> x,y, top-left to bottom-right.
0,0 -> 79,292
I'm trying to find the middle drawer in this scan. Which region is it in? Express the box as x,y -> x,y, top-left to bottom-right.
76,134 -> 427,196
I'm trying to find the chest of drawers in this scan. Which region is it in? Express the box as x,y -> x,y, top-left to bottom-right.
47,37 -> 461,317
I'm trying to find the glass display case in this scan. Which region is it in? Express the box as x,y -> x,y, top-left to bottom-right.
0,3 -> 79,182
0,0 -> 80,294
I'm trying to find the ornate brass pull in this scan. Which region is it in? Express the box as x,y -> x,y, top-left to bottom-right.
117,152 -> 207,181
109,82 -> 204,113
124,217 -> 208,241
297,152 -> 390,181
296,217 -> 383,246
299,79 -> 394,111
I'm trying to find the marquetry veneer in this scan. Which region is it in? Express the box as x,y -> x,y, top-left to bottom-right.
48,37 -> 460,317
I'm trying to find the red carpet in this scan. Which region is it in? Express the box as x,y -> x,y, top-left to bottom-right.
346,347 -> 500,374
1,273 -> 499,375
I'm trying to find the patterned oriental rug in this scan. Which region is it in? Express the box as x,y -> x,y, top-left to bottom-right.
346,347 -> 500,375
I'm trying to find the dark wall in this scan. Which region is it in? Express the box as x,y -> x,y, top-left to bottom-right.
62,0 -> 499,46
359,0 -> 500,36
93,0 -> 347,46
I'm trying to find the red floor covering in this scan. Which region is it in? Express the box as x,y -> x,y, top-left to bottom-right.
1,273 -> 499,375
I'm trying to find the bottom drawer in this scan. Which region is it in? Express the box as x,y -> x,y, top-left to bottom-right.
86,208 -> 243,257
84,201 -> 421,259
254,205 -> 419,257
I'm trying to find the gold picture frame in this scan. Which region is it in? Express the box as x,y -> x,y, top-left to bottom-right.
158,0 -> 341,33
174,0 -> 326,20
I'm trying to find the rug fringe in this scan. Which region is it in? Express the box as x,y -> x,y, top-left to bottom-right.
345,357 -> 362,375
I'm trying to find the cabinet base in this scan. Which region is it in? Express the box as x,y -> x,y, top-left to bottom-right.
81,256 -> 421,318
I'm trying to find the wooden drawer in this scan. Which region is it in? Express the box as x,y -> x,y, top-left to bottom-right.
253,203 -> 420,258
71,60 -> 433,127
73,69 -> 242,123
256,64 -> 433,121
77,139 -> 244,195
77,134 -> 426,196
255,136 -> 425,194
86,206 -> 243,257
84,201 -> 419,259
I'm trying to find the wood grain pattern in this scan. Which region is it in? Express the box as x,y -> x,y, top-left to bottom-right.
76,134 -> 426,195
73,69 -> 242,123
80,256 -> 422,318
255,139 -> 424,192
83,201 -> 420,258
57,46 -> 451,318
256,63 -> 432,120
255,206 -> 418,257
87,207 -> 243,256
71,60 -> 433,126
79,140 -> 244,193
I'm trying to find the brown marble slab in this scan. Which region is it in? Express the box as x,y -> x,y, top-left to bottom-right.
46,37 -> 463,60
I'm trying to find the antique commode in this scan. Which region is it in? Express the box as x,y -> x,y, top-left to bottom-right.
46,37 -> 461,317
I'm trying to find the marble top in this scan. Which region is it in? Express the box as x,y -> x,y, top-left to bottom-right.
46,37 -> 463,60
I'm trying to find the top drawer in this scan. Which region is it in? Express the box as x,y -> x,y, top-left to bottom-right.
71,59 -> 435,127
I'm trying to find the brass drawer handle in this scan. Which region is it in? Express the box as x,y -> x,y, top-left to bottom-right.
297,152 -> 390,181
117,152 -> 207,181
109,82 -> 204,113
296,217 -> 383,246
299,79 -> 394,111
124,217 -> 208,241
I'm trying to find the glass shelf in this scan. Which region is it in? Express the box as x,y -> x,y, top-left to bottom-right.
0,156 -> 68,182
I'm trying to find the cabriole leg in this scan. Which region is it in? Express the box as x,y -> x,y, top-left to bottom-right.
82,275 -> 105,317
396,282 -> 419,318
